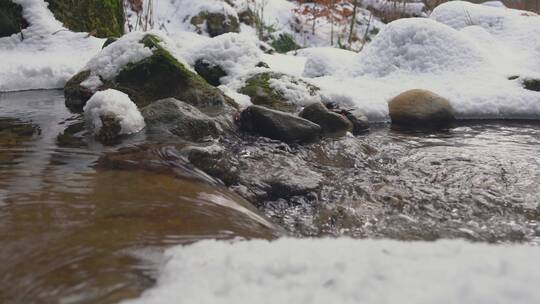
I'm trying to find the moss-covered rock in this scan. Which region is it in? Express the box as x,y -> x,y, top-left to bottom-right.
0,0 -> 28,37
190,11 -> 239,37
65,34 -> 237,116
239,72 -> 319,113
46,0 -> 124,38
271,33 -> 300,54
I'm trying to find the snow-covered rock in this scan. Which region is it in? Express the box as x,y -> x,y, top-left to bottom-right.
354,17 -> 489,77
186,33 -> 264,85
84,89 -> 145,138
65,32 -> 232,115
124,238 -> 540,304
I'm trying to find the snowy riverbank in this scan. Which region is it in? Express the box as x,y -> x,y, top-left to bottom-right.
126,238 -> 540,304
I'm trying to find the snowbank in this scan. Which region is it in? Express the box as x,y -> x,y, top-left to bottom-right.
83,89 -> 145,135
310,3 -> 540,121
354,18 -> 489,76
0,0 -> 103,92
298,47 -> 360,77
125,238 -> 540,304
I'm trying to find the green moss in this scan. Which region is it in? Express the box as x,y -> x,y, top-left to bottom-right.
65,34 -> 239,114
115,34 -> 231,111
190,11 -> 239,37
270,33 -> 300,54
46,0 -> 124,38
239,72 -> 319,113
0,0 -> 28,37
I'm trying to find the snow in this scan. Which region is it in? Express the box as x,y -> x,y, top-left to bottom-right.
298,47 -> 360,77
84,32 -> 153,81
0,0 -> 103,92
142,0 -> 238,36
83,89 -> 145,135
262,53 -> 307,77
268,74 -> 321,106
363,0 -> 426,16
309,3 -> 540,122
184,33 -> 264,85
124,238 -> 540,304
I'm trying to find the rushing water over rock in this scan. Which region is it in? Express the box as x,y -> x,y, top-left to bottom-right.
0,90 -> 539,303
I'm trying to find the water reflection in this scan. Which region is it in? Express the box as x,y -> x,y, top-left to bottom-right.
0,91 -> 278,303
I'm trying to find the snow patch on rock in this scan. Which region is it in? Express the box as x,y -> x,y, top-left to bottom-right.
83,89 -> 145,135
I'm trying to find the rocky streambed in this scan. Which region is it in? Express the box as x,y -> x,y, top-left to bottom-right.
0,89 -> 539,303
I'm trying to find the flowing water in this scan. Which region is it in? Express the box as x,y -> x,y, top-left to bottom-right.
0,90 -> 539,303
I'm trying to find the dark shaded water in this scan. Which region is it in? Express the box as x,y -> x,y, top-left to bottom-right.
0,90 -> 539,303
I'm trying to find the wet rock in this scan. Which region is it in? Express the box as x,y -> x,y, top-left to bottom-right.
299,102 -> 352,135
239,105 -> 321,143
46,0 -> 124,38
190,11 -> 239,37
229,139 -> 323,204
239,72 -> 319,113
194,59 -> 227,87
95,113 -> 122,144
522,78 -> 540,92
183,145 -> 239,186
0,0 -> 27,37
343,109 -> 370,135
388,89 -> 455,128
64,34 -> 236,116
141,98 -> 221,141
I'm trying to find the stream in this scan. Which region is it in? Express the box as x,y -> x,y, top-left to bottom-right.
0,90 -> 539,303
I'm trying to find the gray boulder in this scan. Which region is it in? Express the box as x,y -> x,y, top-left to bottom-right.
388,89 -> 455,127
299,102 -> 352,135
239,105 -> 321,143
141,98 -> 221,141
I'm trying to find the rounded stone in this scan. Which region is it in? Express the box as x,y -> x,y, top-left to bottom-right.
388,89 -> 455,127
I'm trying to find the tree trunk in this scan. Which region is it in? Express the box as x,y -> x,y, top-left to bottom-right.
348,0 -> 358,45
